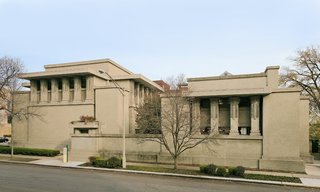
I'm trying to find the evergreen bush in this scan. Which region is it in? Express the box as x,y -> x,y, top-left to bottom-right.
215,167 -> 227,177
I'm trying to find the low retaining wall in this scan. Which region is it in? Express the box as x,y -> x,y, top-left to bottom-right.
70,134 -> 263,168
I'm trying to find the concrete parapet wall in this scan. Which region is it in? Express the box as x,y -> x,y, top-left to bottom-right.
70,135 -> 262,168
259,159 -> 305,173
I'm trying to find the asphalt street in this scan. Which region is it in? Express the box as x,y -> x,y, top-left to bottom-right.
0,162 -> 317,192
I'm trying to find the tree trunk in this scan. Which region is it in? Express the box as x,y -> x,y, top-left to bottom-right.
173,157 -> 178,169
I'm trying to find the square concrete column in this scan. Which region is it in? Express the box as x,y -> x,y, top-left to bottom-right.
250,96 -> 260,136
210,98 -> 219,134
62,78 -> 70,102
40,79 -> 48,103
74,77 -> 81,102
86,76 -> 94,101
136,83 -> 140,106
140,85 -> 145,104
129,81 -> 136,134
51,79 -> 59,102
30,80 -> 38,103
192,98 -> 201,134
145,88 -> 150,97
229,97 -> 240,136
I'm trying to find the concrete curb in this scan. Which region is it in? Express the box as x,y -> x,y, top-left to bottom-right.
0,160 -> 318,189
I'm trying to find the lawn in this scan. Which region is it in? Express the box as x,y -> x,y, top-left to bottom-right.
0,155 -> 38,162
125,165 -> 301,183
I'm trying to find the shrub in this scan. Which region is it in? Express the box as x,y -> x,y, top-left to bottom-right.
91,156 -> 122,168
80,115 -> 95,122
0,146 -> 60,157
94,159 -> 108,167
231,166 -> 245,177
106,157 -> 122,168
206,164 -> 217,175
200,165 -> 207,173
228,167 -> 236,176
88,156 -> 97,164
215,167 -> 227,177
199,164 -> 216,175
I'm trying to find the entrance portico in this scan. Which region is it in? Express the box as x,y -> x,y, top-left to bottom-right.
194,96 -> 262,136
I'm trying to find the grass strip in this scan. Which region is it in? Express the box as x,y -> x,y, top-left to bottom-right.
244,174 -> 301,183
126,165 -> 301,183
127,165 -> 202,175
0,156 -> 38,162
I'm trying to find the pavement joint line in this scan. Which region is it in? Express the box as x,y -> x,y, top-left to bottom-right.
0,159 -> 319,189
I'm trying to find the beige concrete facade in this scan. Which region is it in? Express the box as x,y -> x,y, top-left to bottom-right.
0,92 -> 11,137
14,59 -> 312,172
14,59 -> 162,149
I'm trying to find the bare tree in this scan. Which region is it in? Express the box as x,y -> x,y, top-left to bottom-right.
280,46 -> 320,120
135,93 -> 161,134
0,56 -> 40,157
136,75 -> 217,169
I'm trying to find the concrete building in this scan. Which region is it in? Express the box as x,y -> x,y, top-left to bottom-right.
13,59 -> 312,172
14,58 -> 162,149
0,113 -> 11,137
0,92 -> 11,137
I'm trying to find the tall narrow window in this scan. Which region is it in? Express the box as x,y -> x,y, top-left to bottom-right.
57,79 -> 63,102
69,78 -> 74,89
36,80 -> 41,91
200,98 -> 211,135
47,80 -> 51,91
81,77 -> 86,88
80,76 -> 86,101
58,79 -> 62,90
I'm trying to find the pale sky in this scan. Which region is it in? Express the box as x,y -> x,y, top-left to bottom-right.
1,0 -> 320,80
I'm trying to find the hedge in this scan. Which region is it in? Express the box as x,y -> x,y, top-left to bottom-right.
0,146 -> 60,157
200,164 -> 216,175
215,167 -> 227,177
200,164 -> 246,178
90,156 -> 122,168
229,166 -> 245,177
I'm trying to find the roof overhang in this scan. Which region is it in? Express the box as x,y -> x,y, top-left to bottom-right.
20,70 -> 163,92
188,73 -> 266,82
19,68 -> 110,81
112,74 -> 164,92
187,88 -> 271,97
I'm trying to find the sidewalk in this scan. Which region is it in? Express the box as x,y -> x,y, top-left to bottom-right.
1,154 -> 320,189
300,160 -> 320,187
29,158 -> 320,188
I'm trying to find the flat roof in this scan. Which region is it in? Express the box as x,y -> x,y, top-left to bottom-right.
19,59 -> 163,92
44,58 -> 133,75
188,66 -> 280,82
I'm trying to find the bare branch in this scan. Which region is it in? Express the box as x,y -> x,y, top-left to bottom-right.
281,45 -> 320,119
135,74 -> 217,169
